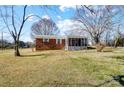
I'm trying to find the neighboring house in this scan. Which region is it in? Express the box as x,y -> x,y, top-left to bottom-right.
35,35 -> 88,51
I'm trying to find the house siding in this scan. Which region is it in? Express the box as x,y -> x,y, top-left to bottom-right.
36,38 -> 65,50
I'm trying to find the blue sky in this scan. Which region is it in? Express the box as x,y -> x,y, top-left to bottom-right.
0,5 -> 77,42
1,5 -> 124,43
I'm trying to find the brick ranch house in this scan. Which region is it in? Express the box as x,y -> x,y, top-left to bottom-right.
35,35 -> 88,51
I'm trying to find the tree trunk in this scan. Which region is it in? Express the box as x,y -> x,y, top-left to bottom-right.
94,37 -> 106,52
114,38 -> 119,48
14,41 -> 20,56
94,37 -> 100,44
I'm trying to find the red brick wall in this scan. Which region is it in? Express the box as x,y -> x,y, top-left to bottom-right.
36,38 -> 65,50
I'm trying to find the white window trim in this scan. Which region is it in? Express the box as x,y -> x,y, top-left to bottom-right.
56,39 -> 62,44
43,38 -> 49,43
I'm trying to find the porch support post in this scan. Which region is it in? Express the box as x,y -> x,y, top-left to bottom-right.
71,38 -> 72,46
70,38 -> 72,50
65,36 -> 68,50
81,38 -> 82,46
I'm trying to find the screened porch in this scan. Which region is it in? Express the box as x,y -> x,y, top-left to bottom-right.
65,36 -> 88,50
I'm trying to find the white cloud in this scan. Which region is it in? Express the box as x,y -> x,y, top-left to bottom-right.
59,5 -> 76,12
0,32 -> 12,41
42,15 -> 50,19
28,16 -> 33,22
57,19 -> 81,30
57,15 -> 62,20
26,13 -> 34,22
56,19 -> 84,36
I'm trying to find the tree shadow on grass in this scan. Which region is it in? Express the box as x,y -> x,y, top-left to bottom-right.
20,53 -> 52,58
95,79 -> 113,87
50,76 -> 124,86
106,55 -> 124,65
95,75 -> 124,87
111,56 -> 124,60
112,75 -> 124,86
42,80 -> 96,87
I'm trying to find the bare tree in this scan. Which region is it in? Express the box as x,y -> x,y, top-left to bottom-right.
114,24 -> 123,47
75,5 -> 115,45
31,18 -> 59,39
113,6 -> 124,47
0,5 -> 32,56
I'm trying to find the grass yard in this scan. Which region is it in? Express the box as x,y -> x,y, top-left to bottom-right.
0,48 -> 124,87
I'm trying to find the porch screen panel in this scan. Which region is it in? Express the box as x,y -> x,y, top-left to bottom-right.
69,38 -> 72,46
84,38 -> 87,46
81,38 -> 84,46
69,38 -> 82,46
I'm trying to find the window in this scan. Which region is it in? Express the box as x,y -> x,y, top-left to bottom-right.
43,38 -> 49,43
56,39 -> 61,44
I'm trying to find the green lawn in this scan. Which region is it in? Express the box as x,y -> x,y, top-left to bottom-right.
0,48 -> 124,87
